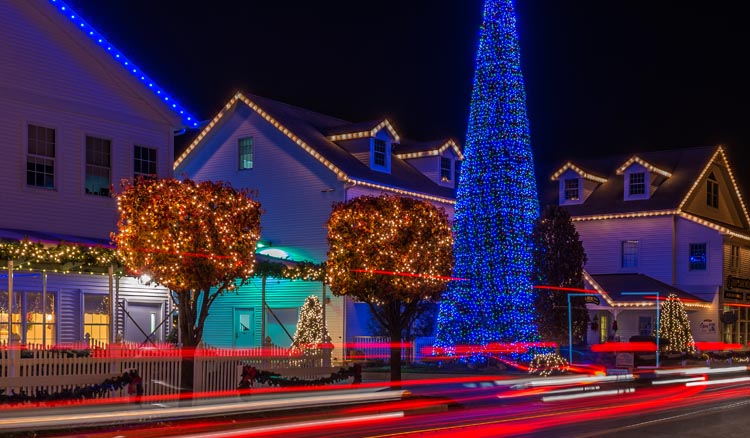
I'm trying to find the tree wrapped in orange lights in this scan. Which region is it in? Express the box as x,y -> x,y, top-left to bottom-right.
113,178 -> 261,389
327,195 -> 453,382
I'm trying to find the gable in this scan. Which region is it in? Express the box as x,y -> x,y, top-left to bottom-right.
1,0 -> 182,128
681,161 -> 748,229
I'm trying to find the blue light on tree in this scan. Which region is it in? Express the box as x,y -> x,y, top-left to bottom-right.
435,0 -> 539,359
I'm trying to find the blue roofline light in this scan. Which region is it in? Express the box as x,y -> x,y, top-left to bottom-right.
47,0 -> 199,128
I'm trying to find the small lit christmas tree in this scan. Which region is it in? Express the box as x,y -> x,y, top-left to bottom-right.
292,296 -> 332,352
658,293 -> 696,354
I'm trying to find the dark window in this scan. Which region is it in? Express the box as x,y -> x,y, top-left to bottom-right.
707,172 -> 719,208
731,245 -> 740,271
440,157 -> 451,182
134,145 -> 157,179
27,124 -> 55,189
373,139 -> 386,167
239,137 -> 253,170
564,178 -> 579,201
629,172 -> 645,196
689,243 -> 707,271
85,136 -> 111,196
621,240 -> 639,268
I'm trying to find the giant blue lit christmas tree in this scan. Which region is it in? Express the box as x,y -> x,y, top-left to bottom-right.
435,0 -> 539,358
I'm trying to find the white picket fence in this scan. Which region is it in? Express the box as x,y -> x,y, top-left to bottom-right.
0,342 -> 342,402
350,336 -> 436,364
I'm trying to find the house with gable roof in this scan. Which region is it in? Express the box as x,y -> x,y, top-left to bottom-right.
540,145 -> 750,347
1,0 -> 198,346
174,92 -> 462,358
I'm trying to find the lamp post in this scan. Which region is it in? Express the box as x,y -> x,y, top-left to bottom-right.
621,292 -> 660,368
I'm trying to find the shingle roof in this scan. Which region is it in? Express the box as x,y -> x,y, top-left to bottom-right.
176,93 -> 458,203
538,146 -> 718,216
588,273 -> 709,304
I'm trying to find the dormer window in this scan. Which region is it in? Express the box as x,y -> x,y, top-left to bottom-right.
440,157 -> 452,182
564,178 -> 579,201
629,172 -> 645,196
373,139 -> 387,167
707,172 -> 718,208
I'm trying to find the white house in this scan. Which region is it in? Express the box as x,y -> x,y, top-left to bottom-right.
174,92 -> 462,359
0,0 -> 197,346
541,146 -> 750,347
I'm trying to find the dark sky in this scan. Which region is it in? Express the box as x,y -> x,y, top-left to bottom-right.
64,0 -> 749,187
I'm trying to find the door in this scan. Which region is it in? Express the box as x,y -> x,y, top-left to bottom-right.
124,302 -> 163,343
234,308 -> 254,348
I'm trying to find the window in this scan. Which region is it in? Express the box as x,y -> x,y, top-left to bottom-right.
731,245 -> 740,271
707,172 -> 719,208
629,172 -> 645,196
440,157 -> 451,182
134,145 -> 157,179
84,295 -> 109,346
264,308 -> 298,348
239,137 -> 253,170
621,240 -> 639,268
24,292 -> 56,347
85,136 -> 111,196
373,139 -> 387,167
27,124 -> 56,189
689,243 -> 707,271
564,178 -> 579,201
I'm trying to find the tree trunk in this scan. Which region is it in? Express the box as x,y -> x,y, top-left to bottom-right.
389,323 -> 402,386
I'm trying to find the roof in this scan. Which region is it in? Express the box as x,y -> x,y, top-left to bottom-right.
395,139 -> 465,160
587,273 -> 710,305
45,0 -> 198,128
0,228 -> 112,248
538,146 -> 719,216
175,92 -> 459,204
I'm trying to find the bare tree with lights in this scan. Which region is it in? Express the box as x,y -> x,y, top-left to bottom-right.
113,178 -> 261,392
291,296 -> 332,365
327,194 -> 454,382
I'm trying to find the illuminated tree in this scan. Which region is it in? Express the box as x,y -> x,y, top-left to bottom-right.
327,195 -> 453,382
291,296 -> 332,363
532,205 -> 589,346
436,0 -> 539,358
658,293 -> 696,354
113,178 -> 261,390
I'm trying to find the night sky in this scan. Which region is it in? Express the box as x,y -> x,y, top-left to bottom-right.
64,0 -> 749,189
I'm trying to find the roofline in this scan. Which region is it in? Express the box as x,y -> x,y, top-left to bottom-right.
571,209 -> 750,242
174,92 -> 457,205
550,162 -> 607,184
615,155 -> 672,177
46,0 -> 198,128
326,119 -> 401,143
583,271 -> 710,309
393,139 -> 465,161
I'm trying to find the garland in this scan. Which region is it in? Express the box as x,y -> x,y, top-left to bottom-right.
0,370 -> 140,405
1,239 -> 325,281
239,364 -> 362,388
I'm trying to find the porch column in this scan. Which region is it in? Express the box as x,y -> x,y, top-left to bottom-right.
7,260 -> 13,348
108,265 -> 114,344
42,272 -> 47,347
261,276 -> 267,345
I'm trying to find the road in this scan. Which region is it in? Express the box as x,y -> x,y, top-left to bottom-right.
6,365 -> 750,437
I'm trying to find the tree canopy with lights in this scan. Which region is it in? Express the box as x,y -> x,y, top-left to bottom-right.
532,205 -> 589,345
435,0 -> 540,358
113,178 -> 262,350
327,194 -> 453,381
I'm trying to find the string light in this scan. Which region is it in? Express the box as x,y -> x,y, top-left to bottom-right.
658,293 -> 697,353
326,120 -> 401,143
550,162 -> 608,184
393,139 -> 465,161
291,296 -> 332,352
47,0 -> 198,127
435,0 -> 540,361
615,156 -> 673,178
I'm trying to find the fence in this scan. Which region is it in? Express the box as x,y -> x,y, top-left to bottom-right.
349,336 -> 436,364
0,342 -> 342,402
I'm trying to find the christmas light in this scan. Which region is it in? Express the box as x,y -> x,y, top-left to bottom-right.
291,296 -> 331,352
550,162 -> 608,184
435,0 -> 540,360
615,156 -> 673,178
658,293 -> 696,353
47,0 -> 198,127
393,139 -> 465,161
326,120 -> 400,143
